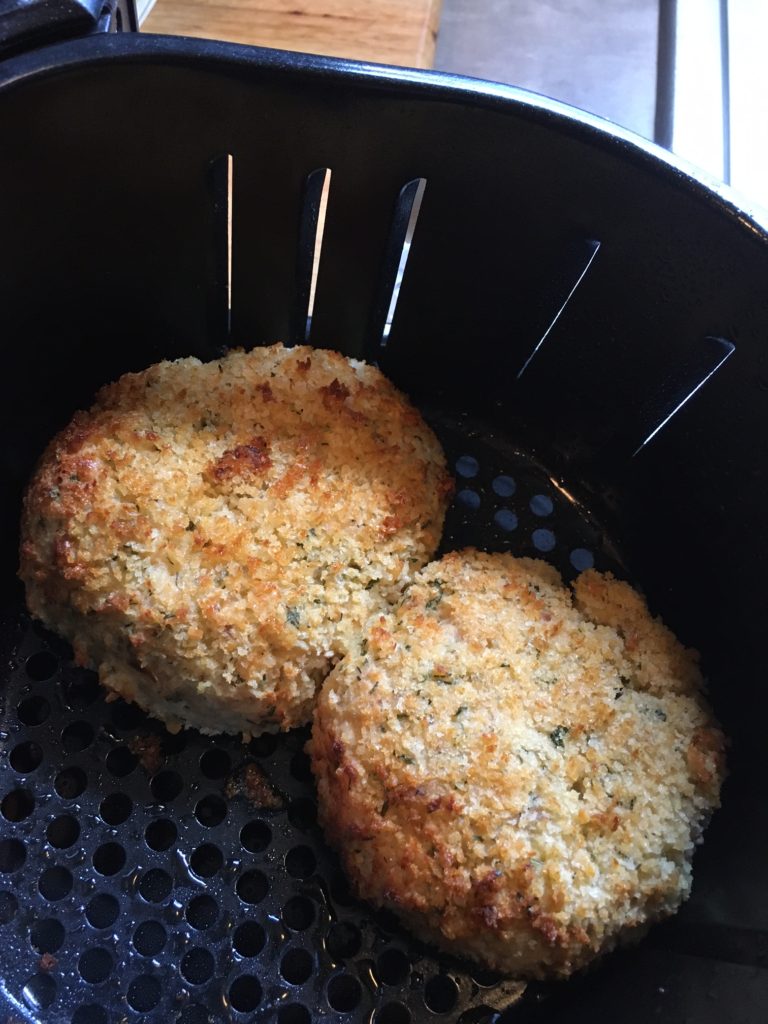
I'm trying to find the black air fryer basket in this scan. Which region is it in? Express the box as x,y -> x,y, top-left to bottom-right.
1,4 -> 767,1023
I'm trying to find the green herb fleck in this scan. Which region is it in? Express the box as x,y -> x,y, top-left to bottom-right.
549,725 -> 569,748
425,579 -> 445,611
285,606 -> 301,627
397,754 -> 415,765
365,578 -> 379,590
397,712 -> 409,721
186,521 -> 196,531
654,707 -> 667,721
453,706 -> 467,719
360,639 -> 368,655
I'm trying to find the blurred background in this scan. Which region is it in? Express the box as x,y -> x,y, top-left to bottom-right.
141,0 -> 767,213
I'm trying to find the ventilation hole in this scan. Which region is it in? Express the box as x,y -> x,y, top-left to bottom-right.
99,792 -> 132,826
145,817 -> 177,852
424,976 -> 459,1014
379,177 -> 427,346
295,166 -> 332,343
186,894 -> 218,931
278,1005 -> 311,1024
10,740 -> 43,772
530,494 -> 554,516
179,947 -> 215,986
93,842 -> 126,877
22,972 -> 57,1010
248,732 -> 278,758
190,843 -> 223,878
139,868 -> 172,903
127,974 -> 161,1012
494,509 -> 518,532
280,947 -> 313,985
285,845 -> 316,879
151,770 -> 183,802
377,1004 -> 411,1024
18,694 -> 50,725
177,1005 -> 209,1024
0,838 -> 26,873
110,700 -> 146,730
329,870 -> 353,906
236,869 -> 268,906
282,895 -> 315,931
161,730 -> 187,756
195,793 -> 227,827
105,745 -> 137,777
200,748 -> 231,779
0,890 -> 18,923
631,335 -> 735,456
288,798 -> 316,830
54,765 -> 87,800
289,750 -> 313,782
71,1005 -> 108,1024
39,865 -> 72,900
48,814 -> 80,849
492,474 -> 516,497
61,720 -> 95,753
240,820 -> 271,853
532,528 -> 556,552
25,650 -> 59,681
2,787 -> 34,821
30,917 -> 65,953
570,548 -> 595,571
326,921 -> 362,961
233,921 -> 265,958
455,455 -> 479,478
133,920 -> 167,957
377,947 -> 411,985
78,947 -> 113,984
85,893 -> 120,930
516,236 -> 601,379
457,488 -> 481,510
228,975 -> 262,1013
327,973 -> 362,1012
471,967 -> 504,987
61,674 -> 101,709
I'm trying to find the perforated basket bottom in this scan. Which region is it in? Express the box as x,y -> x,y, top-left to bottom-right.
0,411 -> 623,1024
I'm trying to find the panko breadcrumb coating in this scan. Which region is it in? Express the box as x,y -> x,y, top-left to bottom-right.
309,550 -> 725,978
19,344 -> 453,736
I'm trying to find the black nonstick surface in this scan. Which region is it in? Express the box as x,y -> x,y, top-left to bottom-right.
0,413 -> 627,1024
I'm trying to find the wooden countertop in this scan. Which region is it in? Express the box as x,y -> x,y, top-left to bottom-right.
143,0 -> 443,69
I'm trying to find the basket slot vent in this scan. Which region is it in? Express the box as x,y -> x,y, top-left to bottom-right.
295,168 -> 332,346
632,335 -> 735,456
516,237 -> 601,378
373,178 -> 427,351
208,153 -> 233,347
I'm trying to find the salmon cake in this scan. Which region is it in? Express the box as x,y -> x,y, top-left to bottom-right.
309,550 -> 725,978
19,344 -> 453,736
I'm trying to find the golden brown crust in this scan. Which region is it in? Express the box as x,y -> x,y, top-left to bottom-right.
19,344 -> 452,736
309,550 -> 725,978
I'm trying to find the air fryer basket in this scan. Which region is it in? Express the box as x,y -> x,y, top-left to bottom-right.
1,24 -> 768,1024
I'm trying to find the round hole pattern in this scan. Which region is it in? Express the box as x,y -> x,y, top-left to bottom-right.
25,650 -> 59,681
9,740 -> 43,772
199,748 -> 231,779
54,766 -> 87,800
61,720 -> 94,753
232,921 -> 265,958
327,973 -> 362,1013
139,868 -> 172,904
48,814 -> 80,849
145,817 -> 177,852
455,454 -> 479,478
0,837 -> 24,874
229,975 -> 262,1013
570,547 -> 595,571
1,787 -> 34,822
532,527 -> 556,552
240,820 -> 271,853
186,894 -> 218,931
285,845 -> 316,879
180,947 -> 215,985
189,842 -> 223,877
38,865 -> 72,900
23,972 -> 57,1010
151,769 -> 183,802
326,922 -> 362,961
18,695 -> 50,726
85,894 -> 120,930
493,509 -> 518,532
133,920 -> 167,957
31,917 -> 66,953
127,974 -> 161,1013
377,948 -> 411,986
78,947 -> 113,985
457,488 -> 481,510
492,474 -> 516,497
530,493 -> 554,516
236,869 -> 268,906
105,746 -> 137,777
424,975 -> 459,1014
281,947 -> 313,985
93,842 -> 126,877
99,792 -> 132,826
0,889 -> 19,924
283,895 -> 315,931
195,793 -> 227,827
377,1004 -> 411,1024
